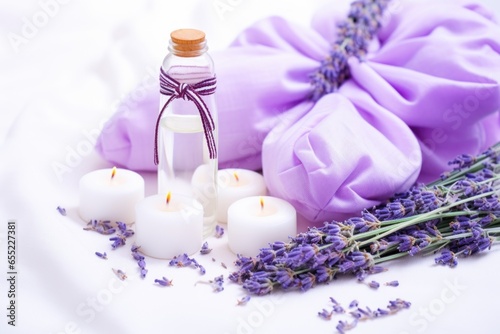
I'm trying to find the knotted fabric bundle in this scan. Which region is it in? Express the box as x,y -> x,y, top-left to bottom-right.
96,0 -> 500,223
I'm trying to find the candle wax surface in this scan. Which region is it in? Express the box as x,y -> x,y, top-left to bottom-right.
216,168 -> 267,223
227,196 -> 297,256
79,168 -> 144,224
135,193 -> 203,259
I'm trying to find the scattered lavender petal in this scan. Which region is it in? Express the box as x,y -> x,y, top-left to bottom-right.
349,300 -> 358,308
318,308 -> 333,320
200,241 -> 212,255
237,295 -> 251,306
154,277 -> 173,287
211,275 -> 224,292
56,206 -> 66,216
368,281 -> 380,289
112,268 -> 127,281
95,251 -> 107,260
215,224 -> 224,238
385,280 -> 399,287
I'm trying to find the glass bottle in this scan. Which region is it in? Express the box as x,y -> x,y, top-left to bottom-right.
157,29 -> 218,237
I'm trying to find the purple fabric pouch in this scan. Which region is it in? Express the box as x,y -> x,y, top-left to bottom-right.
96,0 -> 500,223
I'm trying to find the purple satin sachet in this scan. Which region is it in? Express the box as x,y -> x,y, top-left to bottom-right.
96,0 -> 500,224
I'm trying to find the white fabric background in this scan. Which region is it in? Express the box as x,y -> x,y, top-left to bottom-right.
1,0 -> 500,333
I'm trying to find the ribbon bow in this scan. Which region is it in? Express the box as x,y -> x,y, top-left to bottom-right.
154,68 -> 217,165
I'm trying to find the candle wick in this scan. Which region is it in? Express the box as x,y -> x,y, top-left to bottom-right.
166,192 -> 172,205
233,172 -> 239,182
111,166 -> 117,180
260,197 -> 264,210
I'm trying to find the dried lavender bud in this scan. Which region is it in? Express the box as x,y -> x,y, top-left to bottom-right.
154,277 -> 173,287
318,309 -> 333,320
200,241 -> 212,255
449,154 -> 476,170
349,300 -> 358,308
211,275 -> 224,292
336,319 -> 358,334
387,298 -> 411,312
116,221 -> 127,233
333,304 -> 345,314
434,250 -> 458,267
169,253 -> 193,267
367,281 -> 380,289
242,276 -> 273,295
131,244 -> 147,278
385,280 -> 399,287
132,252 -> 144,261
374,308 -> 390,317
236,295 -> 251,306
56,206 -> 66,216
112,268 -> 127,281
95,251 -> 107,260
198,264 -> 206,275
110,235 -> 126,249
101,227 -> 117,235
215,224 -> 224,238
221,262 -> 227,269
169,253 -> 206,275
84,219 -> 117,235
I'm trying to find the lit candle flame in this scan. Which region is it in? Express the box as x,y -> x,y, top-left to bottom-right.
260,197 -> 264,210
166,192 -> 172,205
233,172 -> 239,182
111,166 -> 117,179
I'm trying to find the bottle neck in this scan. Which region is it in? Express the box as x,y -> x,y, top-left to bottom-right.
168,39 -> 208,58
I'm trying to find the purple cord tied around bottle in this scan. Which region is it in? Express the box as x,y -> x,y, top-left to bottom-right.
154,68 -> 217,165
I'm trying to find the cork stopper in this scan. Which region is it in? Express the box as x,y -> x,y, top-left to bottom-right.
169,29 -> 207,55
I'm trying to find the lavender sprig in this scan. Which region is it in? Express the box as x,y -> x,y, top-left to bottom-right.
310,0 -> 391,100
230,142 -> 500,295
131,244 -> 148,278
154,277 -> 173,287
169,253 -> 206,275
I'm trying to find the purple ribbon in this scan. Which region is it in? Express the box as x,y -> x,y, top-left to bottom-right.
154,68 -> 217,165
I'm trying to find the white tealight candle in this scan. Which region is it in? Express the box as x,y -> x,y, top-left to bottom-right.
79,167 -> 144,224
217,169 -> 267,224
135,193 -> 203,259
227,196 -> 297,256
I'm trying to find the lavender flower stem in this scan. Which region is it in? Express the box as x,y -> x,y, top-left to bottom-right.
357,190 -> 498,247
442,227 -> 500,240
378,210 -> 493,228
447,174 -> 500,195
373,252 -> 408,264
427,143 -> 500,187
